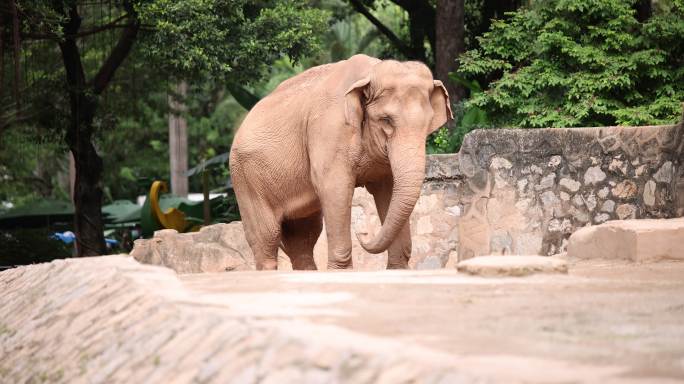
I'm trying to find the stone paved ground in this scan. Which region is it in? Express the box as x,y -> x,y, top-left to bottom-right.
2,256 -> 684,383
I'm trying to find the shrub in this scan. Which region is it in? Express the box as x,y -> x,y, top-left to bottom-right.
457,0 -> 684,128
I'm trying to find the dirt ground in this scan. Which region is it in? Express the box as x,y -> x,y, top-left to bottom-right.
181,259 -> 684,383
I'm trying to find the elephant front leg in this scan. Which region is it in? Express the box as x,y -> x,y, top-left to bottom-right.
386,223 -> 411,269
366,179 -> 412,269
318,173 -> 354,270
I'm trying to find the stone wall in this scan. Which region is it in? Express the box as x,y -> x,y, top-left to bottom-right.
350,122 -> 683,268
457,123 -> 682,258
133,122 -> 683,272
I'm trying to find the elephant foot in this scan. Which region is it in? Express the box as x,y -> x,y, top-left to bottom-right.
327,260 -> 353,270
327,247 -> 353,270
386,263 -> 408,270
256,259 -> 278,271
386,258 -> 409,269
291,258 -> 318,270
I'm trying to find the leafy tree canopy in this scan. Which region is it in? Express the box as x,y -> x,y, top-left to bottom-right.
457,0 -> 684,128
0,0 -> 329,228
1,0 -> 328,207
136,0 -> 328,82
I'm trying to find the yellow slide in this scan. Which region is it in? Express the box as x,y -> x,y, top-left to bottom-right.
149,180 -> 189,232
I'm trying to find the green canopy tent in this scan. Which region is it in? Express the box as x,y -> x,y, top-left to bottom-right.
0,200 -> 74,230
102,200 -> 142,228
0,199 -> 144,230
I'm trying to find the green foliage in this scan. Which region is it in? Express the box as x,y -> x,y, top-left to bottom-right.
427,126 -> 455,153
320,14 -> 383,62
427,74 -> 489,153
2,0 -> 330,208
458,0 -> 684,128
97,78 -> 246,200
0,125 -> 70,206
136,0 -> 329,82
426,101 -> 489,154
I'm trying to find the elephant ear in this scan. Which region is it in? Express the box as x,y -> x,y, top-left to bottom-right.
429,80 -> 453,134
344,77 -> 371,129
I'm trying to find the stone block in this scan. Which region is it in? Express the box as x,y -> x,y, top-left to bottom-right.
456,255 -> 568,277
567,218 -> 684,261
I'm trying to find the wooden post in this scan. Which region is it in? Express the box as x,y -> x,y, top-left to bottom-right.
69,151 -> 75,202
168,82 -> 188,197
202,169 -> 211,225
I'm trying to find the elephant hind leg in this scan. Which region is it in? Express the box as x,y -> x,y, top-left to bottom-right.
231,167 -> 282,270
281,213 -> 323,270
242,211 -> 281,270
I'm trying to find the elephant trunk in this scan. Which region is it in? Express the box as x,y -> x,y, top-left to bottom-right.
358,139 -> 425,254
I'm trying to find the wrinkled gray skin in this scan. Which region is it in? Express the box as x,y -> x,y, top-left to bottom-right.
230,54 -> 452,270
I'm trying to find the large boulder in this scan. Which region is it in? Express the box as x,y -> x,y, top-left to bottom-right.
130,219 -> 383,273
567,217 -> 684,261
131,223 -> 267,273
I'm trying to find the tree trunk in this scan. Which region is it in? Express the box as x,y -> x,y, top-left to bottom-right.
168,81 -> 189,197
634,0 -> 652,22
58,6 -> 107,256
406,5 -> 429,62
391,0 -> 436,62
67,122 -> 107,256
350,0 -> 437,62
480,0 -> 522,36
435,0 -> 466,104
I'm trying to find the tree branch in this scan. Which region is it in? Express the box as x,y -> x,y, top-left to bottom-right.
91,18 -> 140,95
347,0 -> 414,59
226,82 -> 261,111
9,0 -> 21,109
77,14 -> 128,36
390,0 -> 436,60
59,6 -> 87,100
21,14 -> 130,40
21,24 -> 154,41
0,108 -> 36,135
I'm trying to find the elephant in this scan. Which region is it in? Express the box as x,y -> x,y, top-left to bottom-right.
229,54 -> 452,270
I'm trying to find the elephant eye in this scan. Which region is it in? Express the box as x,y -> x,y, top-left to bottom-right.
379,115 -> 393,125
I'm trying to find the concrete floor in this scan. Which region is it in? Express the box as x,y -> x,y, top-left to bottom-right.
181,259 -> 684,383
3,256 -> 683,383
